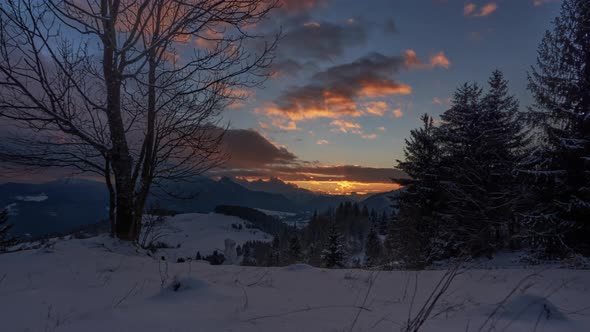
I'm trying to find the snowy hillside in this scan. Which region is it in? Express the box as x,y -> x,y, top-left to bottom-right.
0,213 -> 589,332
140,213 -> 272,262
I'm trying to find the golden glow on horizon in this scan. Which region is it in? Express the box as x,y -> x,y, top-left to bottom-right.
232,176 -> 401,195
285,180 -> 401,195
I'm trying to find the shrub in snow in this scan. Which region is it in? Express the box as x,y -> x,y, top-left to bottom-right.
204,251 -> 225,265
146,241 -> 174,254
321,224 -> 346,268
139,213 -> 171,250
0,209 -> 16,252
170,276 -> 182,292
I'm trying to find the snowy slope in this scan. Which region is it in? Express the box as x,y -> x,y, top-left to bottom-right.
1,214 -> 590,332
143,213 -> 272,261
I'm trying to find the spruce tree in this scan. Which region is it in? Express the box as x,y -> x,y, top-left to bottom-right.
480,71 -> 527,247
438,83 -> 495,257
392,114 -> 444,267
525,0 -> 590,257
321,224 -> 345,268
269,236 -> 282,266
378,211 -> 389,236
435,74 -> 526,258
287,235 -> 302,263
364,227 -> 382,267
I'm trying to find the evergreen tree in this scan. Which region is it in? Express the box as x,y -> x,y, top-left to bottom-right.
241,245 -> 256,266
383,215 -> 397,260
0,210 -> 14,251
435,75 -> 526,258
481,71 -> 528,247
364,227 -> 382,267
393,114 -> 444,267
269,236 -> 282,266
361,205 -> 369,218
439,83 -> 506,256
378,211 -> 389,236
321,224 -> 345,268
525,0 -> 590,257
287,235 -> 302,263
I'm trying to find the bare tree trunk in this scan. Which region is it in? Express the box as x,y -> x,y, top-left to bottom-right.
102,2 -> 137,240
105,159 -> 116,237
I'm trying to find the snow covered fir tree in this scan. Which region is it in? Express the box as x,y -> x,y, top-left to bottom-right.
321,223 -> 346,268
523,0 -> 590,257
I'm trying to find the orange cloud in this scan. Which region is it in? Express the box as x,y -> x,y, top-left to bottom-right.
377,126 -> 386,131
479,3 -> 498,16
258,79 -> 409,129
365,101 -> 389,116
360,80 -> 412,97
270,118 -> 299,131
393,109 -> 404,118
430,52 -> 451,69
329,120 -> 379,140
316,139 -> 329,145
464,3 -> 498,17
404,50 -> 451,70
330,120 -> 362,133
464,3 -> 477,16
259,90 -> 362,125
259,53 -> 412,130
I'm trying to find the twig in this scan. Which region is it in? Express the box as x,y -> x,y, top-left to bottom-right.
113,281 -> 141,308
234,279 -> 250,312
477,271 -> 542,332
244,305 -> 372,322
349,271 -> 380,332
246,270 -> 271,287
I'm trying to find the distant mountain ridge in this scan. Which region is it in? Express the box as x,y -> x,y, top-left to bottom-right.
0,179 -> 109,238
1,177 -> 398,237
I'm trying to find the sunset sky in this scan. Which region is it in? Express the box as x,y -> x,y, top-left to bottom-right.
0,0 -> 564,195
210,0 -> 562,194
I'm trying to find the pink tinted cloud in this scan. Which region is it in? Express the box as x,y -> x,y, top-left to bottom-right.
464,3 -> 497,17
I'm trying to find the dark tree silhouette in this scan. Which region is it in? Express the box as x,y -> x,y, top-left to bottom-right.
321,223 -> 345,268
525,0 -> 590,256
0,210 -> 15,251
364,226 -> 382,267
391,114 -> 444,267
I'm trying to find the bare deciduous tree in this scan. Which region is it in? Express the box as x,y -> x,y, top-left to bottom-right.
0,0 -> 278,240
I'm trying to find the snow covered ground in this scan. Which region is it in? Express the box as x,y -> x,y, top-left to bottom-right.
1,213 -> 589,331
139,213 -> 272,262
254,208 -> 296,219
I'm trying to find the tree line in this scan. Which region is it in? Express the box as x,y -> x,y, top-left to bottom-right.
217,203 -> 393,268
391,0 -> 590,267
